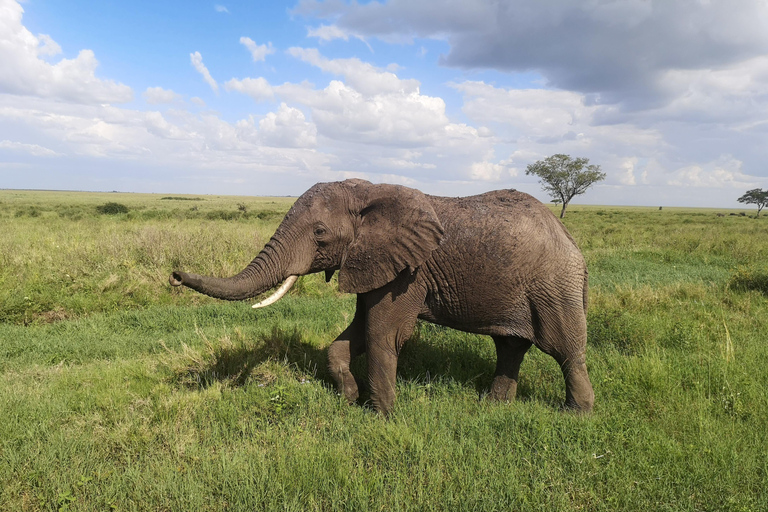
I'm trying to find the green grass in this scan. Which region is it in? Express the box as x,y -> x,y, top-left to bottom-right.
1,190 -> 767,511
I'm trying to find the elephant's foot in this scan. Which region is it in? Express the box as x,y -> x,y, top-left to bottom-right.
562,363 -> 594,413
328,365 -> 359,403
327,337 -> 364,404
339,375 -> 360,404
488,375 -> 518,402
490,336 -> 531,403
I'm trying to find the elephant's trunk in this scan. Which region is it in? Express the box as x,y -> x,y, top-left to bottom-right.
169,240 -> 289,301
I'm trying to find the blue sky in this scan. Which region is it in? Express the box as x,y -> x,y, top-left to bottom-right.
2,0 -> 768,207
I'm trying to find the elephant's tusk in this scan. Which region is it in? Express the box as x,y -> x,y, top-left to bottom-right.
252,275 -> 299,309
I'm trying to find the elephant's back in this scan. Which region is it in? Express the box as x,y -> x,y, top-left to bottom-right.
428,189 -> 579,255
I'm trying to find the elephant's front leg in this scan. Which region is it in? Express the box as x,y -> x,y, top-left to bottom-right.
489,336 -> 533,402
327,296 -> 366,403
362,277 -> 423,415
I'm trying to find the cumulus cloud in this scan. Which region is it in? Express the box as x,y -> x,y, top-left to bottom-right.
36,34 -> 61,57
0,139 -> 59,157
306,24 -> 371,49
190,51 -> 219,93
277,49 -> 458,147
0,94 -> 330,182
223,48 -> 499,182
239,103 -> 317,148
227,47 -> 440,144
667,156 -> 757,189
452,80 -> 672,191
0,0 -> 132,104
224,76 -> 274,102
143,86 -> 182,104
307,24 -> 353,42
287,47 -> 419,96
239,37 -> 275,62
470,161 -> 508,181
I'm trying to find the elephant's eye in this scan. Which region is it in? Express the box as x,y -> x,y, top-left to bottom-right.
313,226 -> 327,238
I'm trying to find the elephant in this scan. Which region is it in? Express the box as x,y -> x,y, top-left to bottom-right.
169,179 -> 594,415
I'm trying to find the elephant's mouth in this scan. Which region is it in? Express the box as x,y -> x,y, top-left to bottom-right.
169,272 -> 184,287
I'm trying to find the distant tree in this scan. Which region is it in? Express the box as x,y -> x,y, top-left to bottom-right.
737,188 -> 768,217
525,154 -> 606,218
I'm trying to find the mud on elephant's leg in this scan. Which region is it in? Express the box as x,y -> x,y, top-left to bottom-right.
327,297 -> 366,403
489,336 -> 533,402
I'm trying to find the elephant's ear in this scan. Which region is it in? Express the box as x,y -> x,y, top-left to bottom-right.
339,184 -> 444,294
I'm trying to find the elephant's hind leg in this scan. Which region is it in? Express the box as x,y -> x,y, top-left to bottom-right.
489,336 -> 532,402
327,296 -> 366,403
532,301 -> 594,413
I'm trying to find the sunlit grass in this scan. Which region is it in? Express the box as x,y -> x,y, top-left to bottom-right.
1,191 -> 767,511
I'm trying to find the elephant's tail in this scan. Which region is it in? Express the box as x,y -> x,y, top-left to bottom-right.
582,269 -> 589,313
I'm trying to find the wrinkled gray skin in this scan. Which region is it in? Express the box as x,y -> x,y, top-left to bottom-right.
170,179 -> 594,415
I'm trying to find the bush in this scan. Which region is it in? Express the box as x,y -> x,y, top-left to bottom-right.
96,202 -> 129,215
728,267 -> 768,295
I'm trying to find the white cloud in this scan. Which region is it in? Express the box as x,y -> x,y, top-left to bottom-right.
307,24 -> 351,42
214,5 -> 229,14
239,37 -> 275,62
143,111 -> 190,140
223,48 -> 500,183
470,161 -> 507,181
667,156 -> 757,189
190,51 -> 218,93
618,158 -> 638,186
142,86 -> 181,104
306,24 -> 371,49
226,49 -> 456,147
190,96 -> 206,107
36,34 -> 61,57
287,47 -> 419,96
454,81 -> 590,140
0,139 -> 59,157
224,76 -> 274,102
294,79 -> 451,146
0,0 -> 132,104
0,94 -> 330,183
254,103 -> 317,148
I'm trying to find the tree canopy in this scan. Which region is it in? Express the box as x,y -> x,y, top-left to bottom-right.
737,188 -> 768,217
525,154 -> 606,218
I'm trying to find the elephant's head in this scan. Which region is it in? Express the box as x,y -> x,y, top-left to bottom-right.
169,179 -> 444,303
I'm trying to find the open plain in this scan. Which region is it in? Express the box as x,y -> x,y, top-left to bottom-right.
1,189 -> 766,511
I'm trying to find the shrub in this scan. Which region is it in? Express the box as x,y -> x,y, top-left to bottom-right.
96,202 -> 129,215
728,267 -> 768,295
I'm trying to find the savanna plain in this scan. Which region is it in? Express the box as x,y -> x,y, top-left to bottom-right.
1,189 -> 766,511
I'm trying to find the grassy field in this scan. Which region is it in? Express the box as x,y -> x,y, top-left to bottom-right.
1,189 -> 766,511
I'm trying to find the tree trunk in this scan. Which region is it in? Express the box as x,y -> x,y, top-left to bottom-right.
560,201 -> 568,218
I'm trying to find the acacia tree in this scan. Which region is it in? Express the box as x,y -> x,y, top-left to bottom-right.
737,188 -> 768,217
525,154 -> 606,218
